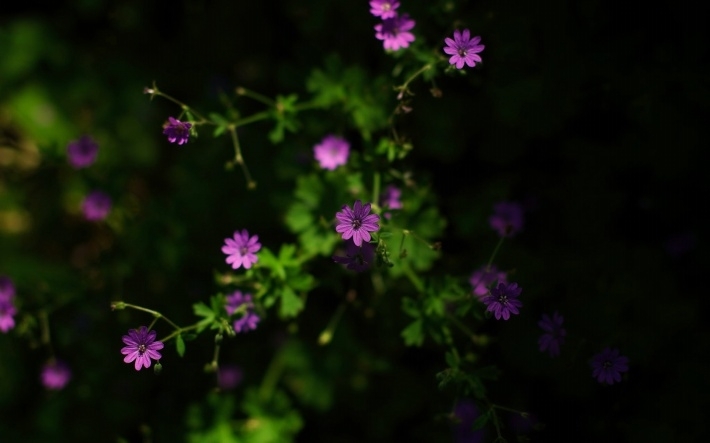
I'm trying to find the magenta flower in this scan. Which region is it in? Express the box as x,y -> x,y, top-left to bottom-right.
335,200 -> 380,247
483,282 -> 523,320
81,190 -> 112,221
381,185 -> 403,210
444,29 -> 485,69
333,239 -> 376,272
222,229 -> 261,270
375,14 -> 416,51
217,364 -> 243,390
0,299 -> 16,333
41,360 -> 72,390
369,0 -> 400,19
469,265 -> 507,300
66,135 -> 99,169
163,117 -> 192,145
313,135 -> 350,170
225,291 -> 260,333
591,348 -> 629,385
489,201 -> 524,237
120,326 -> 164,371
538,311 -> 566,357
0,276 -> 15,302
452,400 -> 485,443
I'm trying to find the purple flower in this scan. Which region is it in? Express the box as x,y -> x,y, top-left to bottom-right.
120,326 -> 164,371
41,360 -> 72,390
369,0 -> 400,19
489,201 -> 524,237
381,185 -> 403,210
163,117 -> 192,145
483,282 -> 523,320
66,135 -> 99,169
375,14 -> 416,51
222,229 -> 261,270
591,347 -> 629,385
217,364 -> 243,390
81,190 -> 112,221
538,311 -> 566,357
0,299 -> 16,333
452,400 -> 485,443
226,290 -> 260,333
443,29 -> 485,69
313,135 -> 350,170
333,239 -> 376,272
0,276 -> 15,302
469,265 -> 507,300
335,200 -> 380,247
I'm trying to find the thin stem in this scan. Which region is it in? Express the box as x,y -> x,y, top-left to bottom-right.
234,110 -> 272,128
372,171 -> 381,210
492,404 -> 529,416
119,302 -> 182,330
397,64 -> 432,96
486,236 -> 506,270
39,310 -> 55,359
150,87 -> 208,123
236,87 -> 276,107
159,323 -> 200,343
402,263 -> 425,293
446,312 -> 480,344
318,302 -> 348,345
259,351 -> 284,402
228,125 -> 256,189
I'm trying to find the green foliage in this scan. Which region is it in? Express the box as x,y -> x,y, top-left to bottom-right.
256,246 -> 314,318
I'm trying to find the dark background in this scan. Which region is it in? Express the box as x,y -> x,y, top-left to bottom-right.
0,0 -> 707,442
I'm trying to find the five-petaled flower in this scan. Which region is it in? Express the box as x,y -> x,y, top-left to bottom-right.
369,0 -> 400,19
538,311 -> 566,357
443,29 -> 485,69
335,200 -> 380,247
225,290 -> 260,333
313,135 -> 350,170
375,14 -> 416,51
469,264 -> 507,300
163,117 -> 192,145
120,326 -> 164,371
81,190 -> 112,221
483,282 -> 523,320
333,239 -> 376,272
0,276 -> 17,333
66,135 -> 99,169
41,360 -> 72,390
222,229 -> 261,270
590,348 -> 629,385
489,201 -> 524,237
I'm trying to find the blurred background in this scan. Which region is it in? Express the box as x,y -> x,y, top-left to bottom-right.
0,0 -> 707,442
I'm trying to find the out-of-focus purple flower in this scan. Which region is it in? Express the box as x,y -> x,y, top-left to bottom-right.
443,29 -> 485,69
489,201 -> 524,237
538,311 -> 566,357
217,364 -> 243,390
81,190 -> 112,221
66,135 -> 99,169
41,360 -> 72,390
375,14 -> 416,51
226,290 -> 260,333
313,135 -> 350,170
335,200 -> 380,247
0,276 -> 15,302
0,299 -> 16,333
665,231 -> 696,259
333,239 -> 376,272
369,0 -> 400,19
452,399 -> 485,443
163,117 -> 192,145
120,326 -> 164,371
483,282 -> 523,320
381,185 -> 403,210
222,229 -> 261,270
590,347 -> 629,385
469,265 -> 507,300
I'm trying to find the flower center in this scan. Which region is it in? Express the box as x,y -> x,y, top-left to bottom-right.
498,295 -> 508,305
352,219 -> 362,230
458,48 -> 467,57
603,360 -> 612,369
240,246 -> 248,255
138,344 -> 146,355
383,3 -> 391,10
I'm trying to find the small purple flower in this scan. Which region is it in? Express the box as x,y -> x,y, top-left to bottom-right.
483,282 -> 523,320
489,201 -> 524,237
469,265 -> 507,300
335,200 -> 380,247
444,29 -> 485,69
313,135 -> 350,170
222,229 -> 261,270
333,239 -> 376,272
234,311 -> 260,333
0,299 -> 16,333
163,117 -> 192,145
452,400 -> 485,443
538,311 -> 566,357
591,347 -> 629,385
369,0 -> 400,19
0,276 -> 15,302
41,360 -> 72,390
217,364 -> 243,390
81,190 -> 112,221
120,326 -> 164,371
226,290 -> 260,333
375,14 -> 416,51
66,135 -> 99,169
381,185 -> 403,210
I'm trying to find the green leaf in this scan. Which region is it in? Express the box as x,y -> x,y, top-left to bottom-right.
193,302 -> 214,319
471,410 -> 490,431
279,286 -> 304,318
176,334 -> 186,357
401,319 -> 424,346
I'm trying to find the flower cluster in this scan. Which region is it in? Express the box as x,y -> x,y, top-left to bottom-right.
120,326 -> 164,371
370,1 -> 415,51
313,134 -> 350,170
222,229 -> 261,270
82,190 -> 112,221
482,282 -> 523,320
163,117 -> 192,145
0,276 -> 17,333
469,264 -> 507,300
538,311 -> 566,357
489,201 -> 524,237
66,135 -> 99,169
443,29 -> 485,69
226,291 -> 260,333
41,360 -> 72,390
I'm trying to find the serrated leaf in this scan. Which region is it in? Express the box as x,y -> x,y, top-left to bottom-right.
401,319 -> 424,346
193,302 -> 214,319
279,286 -> 304,318
176,334 -> 186,357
